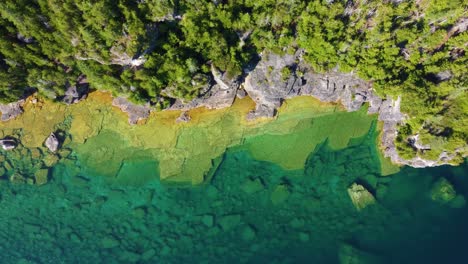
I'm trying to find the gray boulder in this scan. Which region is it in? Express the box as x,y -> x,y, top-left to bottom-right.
112,97 -> 151,125
0,100 -> 24,121
0,138 -> 17,150
45,133 -> 60,152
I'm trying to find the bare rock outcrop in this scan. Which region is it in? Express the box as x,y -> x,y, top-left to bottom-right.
0,100 -> 24,121
168,65 -> 240,111
62,77 -> 89,104
112,97 -> 151,125
243,50 -> 373,120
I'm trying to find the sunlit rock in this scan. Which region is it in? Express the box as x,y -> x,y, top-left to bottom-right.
347,183 -> 376,211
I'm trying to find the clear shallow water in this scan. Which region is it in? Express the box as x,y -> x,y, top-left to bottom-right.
0,123 -> 467,263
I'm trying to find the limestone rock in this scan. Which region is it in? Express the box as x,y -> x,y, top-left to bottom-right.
113,97 -> 151,125
0,100 -> 24,121
243,50 -> 373,119
176,111 -> 191,123
45,133 -> 60,152
62,80 -> 89,104
347,183 -> 376,211
0,138 -> 17,150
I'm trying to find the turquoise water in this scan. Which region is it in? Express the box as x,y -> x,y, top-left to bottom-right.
0,124 -> 467,263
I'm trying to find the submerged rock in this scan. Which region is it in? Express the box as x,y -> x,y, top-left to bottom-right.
271,184 -> 291,205
347,183 -> 376,211
0,138 -> 17,150
101,236 -> 120,249
241,225 -> 256,241
339,242 -> 383,264
241,178 -> 264,194
218,214 -> 241,231
34,169 -> 49,185
201,214 -> 214,227
45,133 -> 60,152
430,177 -> 465,208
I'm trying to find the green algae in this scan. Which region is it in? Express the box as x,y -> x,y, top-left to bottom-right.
1,92 -> 385,185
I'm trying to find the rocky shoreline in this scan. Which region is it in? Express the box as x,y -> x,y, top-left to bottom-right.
0,50 -> 459,168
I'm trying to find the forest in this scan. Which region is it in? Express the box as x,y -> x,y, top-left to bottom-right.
0,0 -> 466,161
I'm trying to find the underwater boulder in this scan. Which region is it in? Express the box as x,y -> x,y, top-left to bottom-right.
0,138 -> 17,150
431,177 -> 466,208
347,183 -> 376,211
45,133 -> 60,152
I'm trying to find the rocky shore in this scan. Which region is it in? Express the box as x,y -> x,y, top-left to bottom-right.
0,50 -> 460,168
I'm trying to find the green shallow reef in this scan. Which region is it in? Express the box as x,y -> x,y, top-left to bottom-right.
0,98 -> 468,263
0,123 -> 467,263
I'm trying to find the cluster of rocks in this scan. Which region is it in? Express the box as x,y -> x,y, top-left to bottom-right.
0,131 -> 68,185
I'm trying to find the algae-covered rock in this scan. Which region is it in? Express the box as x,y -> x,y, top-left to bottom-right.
34,169 -> 49,185
141,249 -> 156,261
241,225 -> 256,241
431,178 -> 456,203
201,215 -> 214,227
101,236 -> 120,249
271,184 -> 290,205
431,178 -> 465,208
347,183 -> 376,211
9,173 -> 26,184
42,154 -> 59,167
298,232 -> 310,242
219,214 -> 241,231
338,243 -> 382,264
241,178 -> 264,194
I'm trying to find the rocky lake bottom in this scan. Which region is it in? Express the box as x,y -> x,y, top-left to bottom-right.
0,94 -> 467,263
